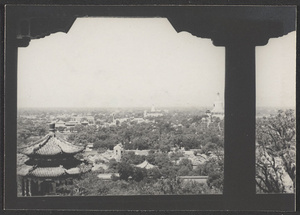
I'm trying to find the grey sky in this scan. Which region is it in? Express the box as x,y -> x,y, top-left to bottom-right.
256,32 -> 296,108
17,18 -> 295,108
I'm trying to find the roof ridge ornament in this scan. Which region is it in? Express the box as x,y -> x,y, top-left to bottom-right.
49,122 -> 56,130
49,122 -> 56,137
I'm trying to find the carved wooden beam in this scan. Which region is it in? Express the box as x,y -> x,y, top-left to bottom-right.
17,16 -> 76,47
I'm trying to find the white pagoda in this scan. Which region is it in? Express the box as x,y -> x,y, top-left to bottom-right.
211,92 -> 224,120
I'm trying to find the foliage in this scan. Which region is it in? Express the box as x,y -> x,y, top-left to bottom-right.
256,109 -> 295,193
17,118 -> 48,146
18,108 -> 227,195
56,171 -> 214,196
63,110 -> 224,154
120,152 -> 145,165
195,156 -> 224,192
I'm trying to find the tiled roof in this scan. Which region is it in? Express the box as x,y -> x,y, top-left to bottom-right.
18,165 -> 89,178
97,173 -> 120,180
19,133 -> 85,156
135,160 -> 157,169
35,138 -> 62,155
29,166 -> 66,178
57,137 -> 84,154
65,167 -> 80,175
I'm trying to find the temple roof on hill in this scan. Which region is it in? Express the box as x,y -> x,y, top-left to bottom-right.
19,132 -> 84,156
17,165 -> 66,177
135,160 -> 157,169
17,165 -> 83,178
30,166 -> 66,177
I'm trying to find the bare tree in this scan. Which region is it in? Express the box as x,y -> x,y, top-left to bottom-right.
256,109 -> 295,193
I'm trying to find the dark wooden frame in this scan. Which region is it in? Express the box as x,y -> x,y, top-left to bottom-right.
2,2 -> 298,211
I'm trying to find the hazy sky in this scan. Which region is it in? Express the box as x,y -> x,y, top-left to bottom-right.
256,32 -> 296,108
18,18 -> 295,108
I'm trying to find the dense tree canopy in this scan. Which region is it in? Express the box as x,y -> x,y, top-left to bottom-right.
64,111 -> 224,154
17,107 -> 295,196
256,109 -> 295,193
17,118 -> 48,146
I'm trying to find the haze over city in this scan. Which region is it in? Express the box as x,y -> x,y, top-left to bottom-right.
17,18 -> 295,108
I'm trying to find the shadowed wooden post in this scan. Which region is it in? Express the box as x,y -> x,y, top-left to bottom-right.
224,43 -> 256,203
21,178 -> 25,196
169,8 -> 294,208
211,24 -> 276,208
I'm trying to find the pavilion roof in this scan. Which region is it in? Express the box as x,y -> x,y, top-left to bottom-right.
19,132 -> 84,156
135,160 -> 157,169
29,166 -> 66,178
17,165 -> 85,178
65,167 -> 81,175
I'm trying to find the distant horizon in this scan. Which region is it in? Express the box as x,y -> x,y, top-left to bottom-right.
17,105 -> 294,110
17,105 -> 213,110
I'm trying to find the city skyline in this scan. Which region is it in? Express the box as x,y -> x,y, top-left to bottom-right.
17,18 -> 295,108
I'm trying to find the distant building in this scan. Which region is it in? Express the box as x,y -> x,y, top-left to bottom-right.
81,120 -> 89,126
55,120 -> 66,127
177,176 -> 208,184
71,115 -> 83,123
97,173 -> 120,181
211,93 -> 224,120
127,150 -> 150,156
113,117 -> 129,125
65,121 -> 78,127
144,106 -> 163,118
86,115 -> 95,125
131,117 -> 145,123
85,143 -> 94,152
55,120 -> 66,132
113,143 -> 124,162
135,160 -> 157,169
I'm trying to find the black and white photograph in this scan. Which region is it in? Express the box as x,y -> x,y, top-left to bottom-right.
3,4 -> 297,211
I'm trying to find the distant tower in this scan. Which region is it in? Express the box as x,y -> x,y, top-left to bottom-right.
145,105 -> 163,118
205,110 -> 212,127
113,143 -> 124,162
211,92 -> 224,120
151,105 -> 156,112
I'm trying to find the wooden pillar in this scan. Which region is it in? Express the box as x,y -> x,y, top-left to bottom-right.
52,182 -> 56,194
25,179 -> 29,196
223,43 -> 256,207
38,180 -> 41,194
28,179 -> 32,196
21,178 -> 25,196
4,8 -> 19,202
